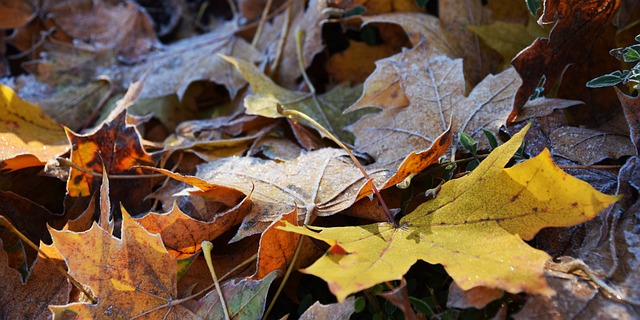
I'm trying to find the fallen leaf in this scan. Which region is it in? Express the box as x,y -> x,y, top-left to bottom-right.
251,208 -> 301,280
49,208 -> 195,318
549,126 -> 635,165
0,84 -> 69,171
0,241 -> 70,319
446,283 -> 504,309
347,41 -> 519,186
467,17 -> 548,69
325,41 -> 402,84
510,0 -> 621,124
299,296 -> 356,320
511,98 -> 583,122
0,0 -> 36,28
378,278 -> 421,320
41,0 -> 158,61
135,200 -> 250,259
221,55 -> 364,143
193,270 -> 277,319
279,124 -> 618,302
65,109 -> 158,214
197,148 -> 386,241
615,87 -> 640,154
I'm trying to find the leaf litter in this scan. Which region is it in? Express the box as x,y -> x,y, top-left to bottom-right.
0,0 -> 637,319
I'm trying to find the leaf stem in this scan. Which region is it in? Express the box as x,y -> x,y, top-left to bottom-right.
55,158 -> 166,179
201,241 -> 231,320
251,0 -> 274,47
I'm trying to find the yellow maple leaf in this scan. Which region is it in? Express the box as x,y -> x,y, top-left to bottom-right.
279,123 -> 618,302
0,84 -> 69,171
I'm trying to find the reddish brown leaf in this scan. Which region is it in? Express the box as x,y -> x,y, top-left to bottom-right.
41,0 -> 157,60
615,87 -> 640,154
0,241 -> 71,319
136,199 -> 250,259
378,278 -> 422,320
510,0 -> 621,124
66,109 -> 158,214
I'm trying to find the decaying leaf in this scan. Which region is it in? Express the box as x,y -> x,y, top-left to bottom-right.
550,126 -> 635,165
510,0 -> 621,124
299,296 -> 356,320
0,241 -> 70,319
197,148 -> 387,241
0,84 -> 69,171
347,41 -> 519,179
280,124 -> 617,302
221,55 -> 365,143
49,208 -> 195,318
65,109 -> 158,214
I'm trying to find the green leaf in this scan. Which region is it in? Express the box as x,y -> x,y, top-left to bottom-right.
416,0 -> 429,8
526,0 -> 541,16
344,5 -> 366,17
458,132 -> 478,155
586,71 -> 625,88
623,46 -> 640,62
482,129 -> 499,150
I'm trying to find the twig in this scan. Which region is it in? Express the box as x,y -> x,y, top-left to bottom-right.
55,158 -> 166,179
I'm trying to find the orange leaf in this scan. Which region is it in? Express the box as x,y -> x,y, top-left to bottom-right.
49,208 -> 195,318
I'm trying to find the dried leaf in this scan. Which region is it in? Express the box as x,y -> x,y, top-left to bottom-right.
252,208 -> 301,280
197,148 -> 385,241
65,109 -> 158,214
510,0 -> 621,124
135,200 -> 250,259
221,55 -> 364,143
347,41 -> 519,183
0,241 -> 70,319
550,126 -> 635,165
280,124 -> 617,302
0,84 -> 69,171
41,0 -> 158,60
299,296 -> 356,320
615,87 -> 640,154
49,209 -> 195,318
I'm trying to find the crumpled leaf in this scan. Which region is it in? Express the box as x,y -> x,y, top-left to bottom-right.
135,199 -> 250,259
221,55 -> 364,143
615,87 -> 640,154
510,0 -> 621,124
0,241 -> 70,319
0,0 -> 36,28
550,126 -> 635,165
194,271 -> 277,320
251,207 -> 301,280
49,208 -> 195,318
0,84 -> 69,171
41,0 -> 158,61
197,148 -> 387,241
65,109 -> 158,214
347,41 -> 520,174
299,296 -> 356,320
279,124 -> 618,302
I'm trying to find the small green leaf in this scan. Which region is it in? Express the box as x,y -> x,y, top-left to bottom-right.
624,46 -> 640,62
408,297 -> 434,316
415,0 -> 429,8
344,5 -> 366,17
354,296 -> 366,313
635,34 -> 640,43
586,71 -> 625,88
466,159 -> 480,172
458,132 -> 478,155
482,129 -> 499,150
526,0 -> 541,16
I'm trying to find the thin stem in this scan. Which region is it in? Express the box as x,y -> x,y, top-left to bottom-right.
202,241 -> 231,320
55,158 -> 166,179
251,0 -> 274,47
295,29 -> 315,95
278,106 -> 397,227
